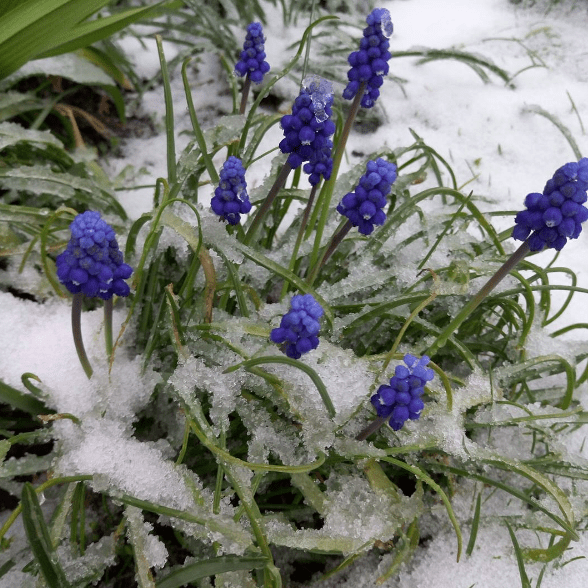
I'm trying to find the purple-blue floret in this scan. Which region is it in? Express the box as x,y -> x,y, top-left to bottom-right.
211,156 -> 252,226
343,8 -> 393,109
336,158 -> 397,235
371,354 -> 434,431
234,22 -> 270,84
56,211 -> 133,300
512,158 -> 588,251
270,294 -> 324,359
279,76 -> 336,184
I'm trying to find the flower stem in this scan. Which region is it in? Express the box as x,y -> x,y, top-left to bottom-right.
104,298 -> 113,360
426,240 -> 531,358
306,220 -> 352,286
308,82 -> 366,267
280,183 -> 319,299
244,162 -> 292,245
239,76 -> 252,115
72,293 -> 93,379
356,416 -> 387,441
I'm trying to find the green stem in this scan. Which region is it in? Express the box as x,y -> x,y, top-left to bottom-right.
426,240 -> 531,358
308,82 -> 366,267
306,220 -> 352,286
104,298 -> 113,360
72,293 -> 92,379
244,163 -> 292,245
239,76 -> 252,115
280,182 -> 319,300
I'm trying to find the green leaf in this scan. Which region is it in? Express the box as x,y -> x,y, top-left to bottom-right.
156,555 -> 269,588
505,522 -> 532,588
0,440 -> 10,467
37,4 -> 168,59
224,355 -> 336,418
0,0 -> 112,80
0,121 -> 63,151
21,482 -> 72,588
382,457 -> 463,561
522,533 -> 573,563
0,378 -> 50,415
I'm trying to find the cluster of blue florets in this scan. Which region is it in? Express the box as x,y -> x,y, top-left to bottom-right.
343,7 -> 393,109
234,22 -> 270,84
56,211 -> 132,300
371,354 -> 434,431
279,76 -> 336,182
211,157 -> 252,226
336,158 -> 397,235
512,158 -> 588,251
270,294 -> 324,359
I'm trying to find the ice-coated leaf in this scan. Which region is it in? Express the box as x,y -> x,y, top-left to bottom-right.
202,114 -> 247,150
0,164 -> 103,199
0,53 -> 115,89
0,121 -> 64,151
125,505 -> 166,587
0,453 -> 55,478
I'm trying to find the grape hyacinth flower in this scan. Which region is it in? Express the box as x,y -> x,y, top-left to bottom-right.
343,8 -> 393,109
56,211 -> 132,300
211,156 -> 251,226
512,158 -> 588,251
234,22 -> 270,84
371,354 -> 434,431
246,77 -> 336,244
337,158 -> 397,235
270,294 -> 324,359
56,211 -> 133,378
279,76 -> 336,179
428,159 -> 588,360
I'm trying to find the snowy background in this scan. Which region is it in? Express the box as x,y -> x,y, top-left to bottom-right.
2,0 -> 588,586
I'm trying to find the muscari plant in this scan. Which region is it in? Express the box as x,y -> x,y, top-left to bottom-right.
3,5 -> 588,588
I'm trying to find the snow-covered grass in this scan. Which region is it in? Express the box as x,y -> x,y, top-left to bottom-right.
2,1 -> 588,586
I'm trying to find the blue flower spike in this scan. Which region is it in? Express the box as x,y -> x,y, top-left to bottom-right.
513,158 -> 588,251
270,294 -> 324,359
279,75 -> 336,182
234,22 -> 270,84
343,8 -> 393,109
56,211 -> 133,379
336,158 -> 397,235
211,156 -> 252,226
371,354 -> 435,431
56,211 -> 133,300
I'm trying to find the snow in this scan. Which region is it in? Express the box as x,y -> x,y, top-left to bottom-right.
3,0 -> 588,585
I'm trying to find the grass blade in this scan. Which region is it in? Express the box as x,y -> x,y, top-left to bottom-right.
21,482 -> 72,588
156,555 -> 269,588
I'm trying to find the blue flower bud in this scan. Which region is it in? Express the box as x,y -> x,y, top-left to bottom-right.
235,22 -> 270,84
56,211 -> 133,300
337,158 -> 397,235
280,76 -> 335,185
513,158 -> 588,251
370,354 -> 434,431
211,157 -> 251,225
343,8 -> 393,108
270,294 -> 324,359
